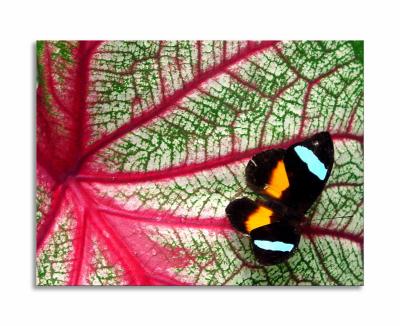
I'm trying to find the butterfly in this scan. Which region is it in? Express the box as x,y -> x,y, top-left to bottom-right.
225,132 -> 334,265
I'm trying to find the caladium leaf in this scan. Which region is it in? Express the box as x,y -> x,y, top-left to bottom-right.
36,40 -> 363,286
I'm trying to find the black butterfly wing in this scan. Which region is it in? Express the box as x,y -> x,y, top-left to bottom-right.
225,132 -> 334,265
225,197 -> 275,234
245,148 -> 287,197
245,131 -> 334,214
250,222 -> 300,265
282,131 -> 334,213
225,197 -> 301,265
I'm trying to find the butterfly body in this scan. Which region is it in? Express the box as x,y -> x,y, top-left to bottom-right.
226,132 -> 334,265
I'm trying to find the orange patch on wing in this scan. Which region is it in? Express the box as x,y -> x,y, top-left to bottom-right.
264,160 -> 290,199
245,205 -> 273,233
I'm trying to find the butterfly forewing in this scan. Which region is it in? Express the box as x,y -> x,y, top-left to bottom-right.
245,149 -> 287,199
283,132 -> 334,213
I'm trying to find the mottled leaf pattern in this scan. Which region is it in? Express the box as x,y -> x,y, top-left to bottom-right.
36,40 -> 363,285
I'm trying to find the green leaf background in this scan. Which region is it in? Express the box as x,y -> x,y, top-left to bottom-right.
36,40 -> 363,285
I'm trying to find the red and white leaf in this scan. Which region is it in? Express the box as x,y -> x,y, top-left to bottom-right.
36,40 -> 363,285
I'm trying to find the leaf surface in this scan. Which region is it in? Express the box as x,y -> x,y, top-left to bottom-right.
36,40 -> 363,285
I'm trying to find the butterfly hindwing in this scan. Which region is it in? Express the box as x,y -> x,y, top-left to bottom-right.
226,198 -> 301,265
250,222 -> 300,265
225,197 -> 274,234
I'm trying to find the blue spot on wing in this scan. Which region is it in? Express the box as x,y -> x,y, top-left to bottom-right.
294,145 -> 327,180
253,240 -> 294,252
